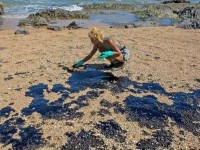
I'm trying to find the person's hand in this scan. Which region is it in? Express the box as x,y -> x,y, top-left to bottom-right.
98,51 -> 114,61
72,60 -> 84,68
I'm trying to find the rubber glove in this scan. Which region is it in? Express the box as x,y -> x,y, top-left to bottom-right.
72,60 -> 84,68
98,51 -> 114,61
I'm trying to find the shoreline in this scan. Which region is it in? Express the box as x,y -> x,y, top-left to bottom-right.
1,2 -> 200,30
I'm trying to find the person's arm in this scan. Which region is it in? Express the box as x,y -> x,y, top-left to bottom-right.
73,44 -> 98,68
82,44 -> 98,63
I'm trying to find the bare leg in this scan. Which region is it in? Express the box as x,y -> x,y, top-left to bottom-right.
106,54 -> 124,63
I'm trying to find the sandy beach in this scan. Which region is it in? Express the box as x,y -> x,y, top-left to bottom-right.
0,26 -> 200,149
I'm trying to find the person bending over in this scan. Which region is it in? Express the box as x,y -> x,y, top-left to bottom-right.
72,27 -> 129,70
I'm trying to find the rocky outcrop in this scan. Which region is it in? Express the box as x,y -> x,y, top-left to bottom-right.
0,16 -> 3,25
30,16 -> 48,26
81,3 -> 200,16
0,2 -> 4,15
28,9 -> 89,21
134,4 -> 178,19
19,9 -> 89,27
81,3 -> 139,11
18,19 -> 32,26
110,18 -> 175,28
47,25 -> 62,31
0,3 -> 3,26
177,7 -> 200,29
18,16 -> 48,27
65,21 -> 83,29
163,0 -> 190,4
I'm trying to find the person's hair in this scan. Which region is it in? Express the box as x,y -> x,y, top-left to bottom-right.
88,27 -> 104,43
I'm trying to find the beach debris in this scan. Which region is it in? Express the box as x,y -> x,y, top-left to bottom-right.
177,7 -> 200,29
4,75 -> 14,80
65,21 -> 83,29
47,25 -> 62,31
14,29 -> 30,35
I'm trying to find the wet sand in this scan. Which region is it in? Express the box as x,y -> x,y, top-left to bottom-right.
0,26 -> 200,149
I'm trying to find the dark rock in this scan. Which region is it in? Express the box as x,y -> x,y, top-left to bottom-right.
18,19 -> 32,26
0,2 -> 4,15
135,4 -> 177,19
24,9 -> 88,27
18,17 -> 48,27
125,24 -> 137,28
31,16 -> 48,26
14,29 -> 30,35
178,7 -> 200,20
111,19 -> 166,28
0,16 -> 3,25
177,7 -> 200,29
178,19 -> 200,29
163,0 -> 190,4
110,17 -> 175,28
65,21 -> 82,29
47,25 -> 62,31
110,22 -> 136,29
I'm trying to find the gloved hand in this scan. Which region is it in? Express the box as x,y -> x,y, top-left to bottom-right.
98,51 -> 114,61
72,60 -> 84,68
